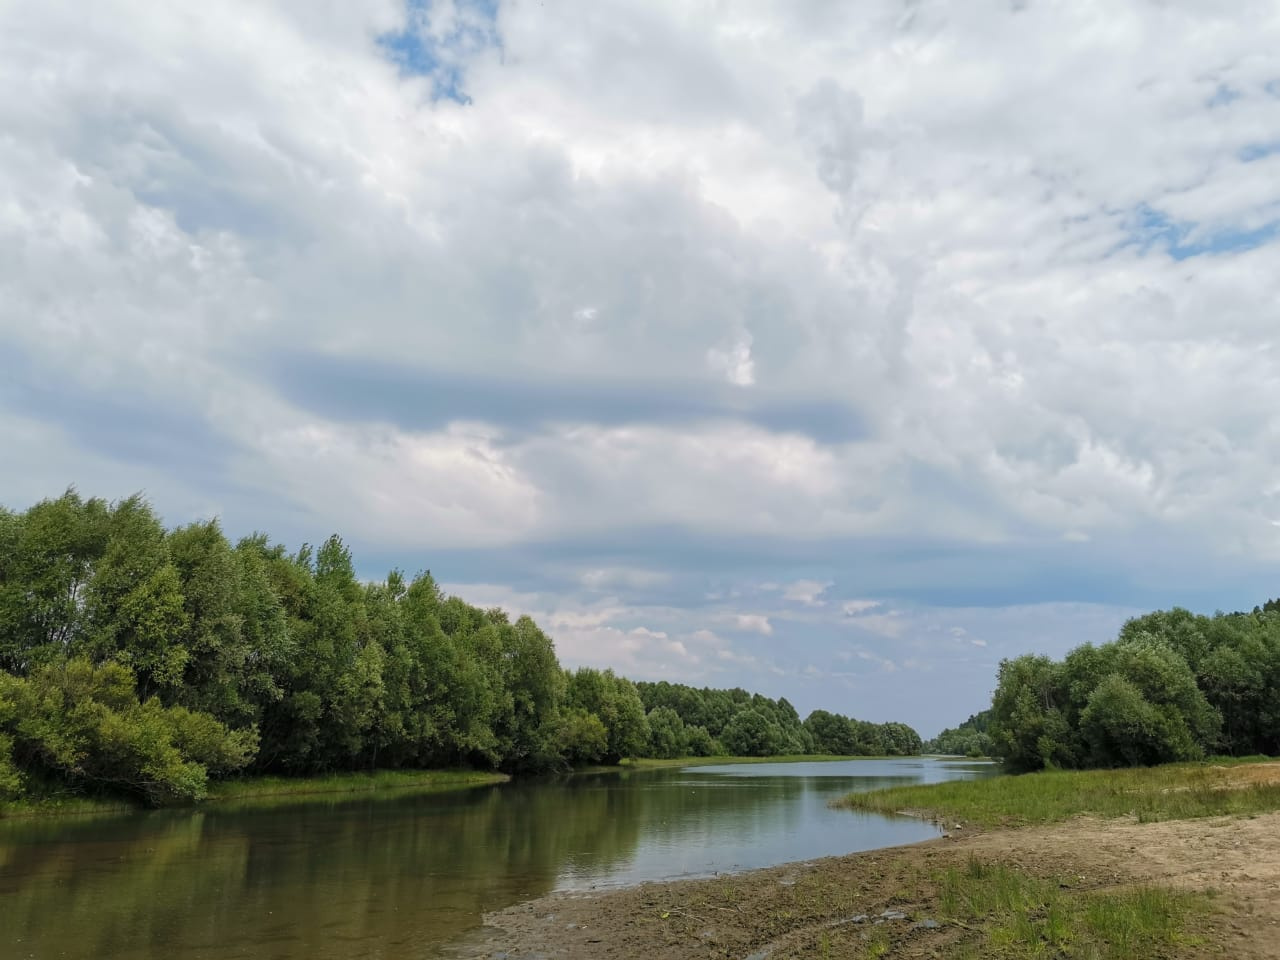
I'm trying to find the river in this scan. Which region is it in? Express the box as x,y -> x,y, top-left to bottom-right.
0,758 -> 997,959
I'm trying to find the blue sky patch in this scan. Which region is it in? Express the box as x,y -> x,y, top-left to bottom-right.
1239,140 -> 1280,162
1124,204 -> 1278,260
378,0 -> 501,103
1206,84 -> 1242,108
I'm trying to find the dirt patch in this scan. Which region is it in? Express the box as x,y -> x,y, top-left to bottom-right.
447,812 -> 1280,959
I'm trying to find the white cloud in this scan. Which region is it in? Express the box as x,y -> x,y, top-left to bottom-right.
707,330 -> 756,386
579,567 -> 672,591
842,599 -> 881,616
782,579 -> 833,606
6,0 -> 1280,560
4,0 -> 1280,730
856,650 -> 898,673
843,608 -> 907,639
248,419 -> 544,547
728,613 -> 774,635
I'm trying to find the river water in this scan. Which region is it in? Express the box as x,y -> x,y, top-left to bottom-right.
0,758 -> 996,959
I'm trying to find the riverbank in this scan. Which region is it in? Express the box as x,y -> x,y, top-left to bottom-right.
840,756 -> 1280,826
0,754 -> 897,819
0,768 -> 507,819
455,761 -> 1280,960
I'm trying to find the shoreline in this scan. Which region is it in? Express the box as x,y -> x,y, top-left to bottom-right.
0,768 -> 508,820
453,761 -> 1280,960
454,811 -> 1280,960
0,754 -> 923,820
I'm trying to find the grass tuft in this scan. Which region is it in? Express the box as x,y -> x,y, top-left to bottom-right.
936,858 -> 1206,959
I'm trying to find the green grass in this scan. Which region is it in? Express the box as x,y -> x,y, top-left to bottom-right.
937,856 -> 1207,960
1,768 -> 507,819
840,760 -> 1280,828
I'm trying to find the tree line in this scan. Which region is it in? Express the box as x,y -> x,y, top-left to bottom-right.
923,709 -> 993,758
984,606 -> 1280,771
0,490 -> 921,805
634,681 -> 923,758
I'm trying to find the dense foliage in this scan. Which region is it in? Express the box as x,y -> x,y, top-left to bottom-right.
988,607 -> 1280,771
0,491 -> 922,805
635,682 -> 922,757
924,710 -> 993,757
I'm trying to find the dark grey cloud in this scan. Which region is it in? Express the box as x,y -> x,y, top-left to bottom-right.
0,343 -> 243,482
263,350 -> 868,443
351,523 -> 1276,616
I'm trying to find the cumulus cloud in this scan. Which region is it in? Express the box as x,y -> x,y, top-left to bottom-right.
3,0 -> 1279,730
843,600 -> 881,616
783,580 -> 833,606
579,567 -> 672,591
729,614 -> 774,636
707,330 -> 757,387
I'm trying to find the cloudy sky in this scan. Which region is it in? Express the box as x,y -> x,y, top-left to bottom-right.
3,0 -> 1280,734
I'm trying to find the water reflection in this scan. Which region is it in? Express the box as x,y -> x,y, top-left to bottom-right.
0,758 -> 998,960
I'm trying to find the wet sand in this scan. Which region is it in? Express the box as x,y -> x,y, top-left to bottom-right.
450,807 -> 1280,959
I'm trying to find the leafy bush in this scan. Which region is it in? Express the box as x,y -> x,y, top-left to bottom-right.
0,659 -> 255,804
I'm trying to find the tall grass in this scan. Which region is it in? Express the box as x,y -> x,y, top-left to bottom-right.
937,856 -> 1206,960
840,761 -> 1280,827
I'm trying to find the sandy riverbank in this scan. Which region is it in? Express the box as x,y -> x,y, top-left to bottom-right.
449,807 -> 1280,959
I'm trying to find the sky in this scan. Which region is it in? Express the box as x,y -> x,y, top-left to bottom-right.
2,1 -> 1280,735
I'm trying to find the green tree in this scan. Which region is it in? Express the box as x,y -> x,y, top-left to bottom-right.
0,659 -> 255,804
720,708 -> 784,756
558,708 -> 608,764
925,710 -> 993,757
493,616 -> 564,772
564,668 -> 649,763
804,709 -> 856,755
989,654 -> 1078,772
0,491 -> 110,671
683,724 -> 718,756
646,706 -> 687,758
1080,674 -> 1194,767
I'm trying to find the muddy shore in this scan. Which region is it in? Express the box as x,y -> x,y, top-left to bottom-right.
448,810 -> 1280,959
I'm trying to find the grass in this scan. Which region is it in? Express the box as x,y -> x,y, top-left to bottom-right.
1,768 -> 507,819
840,759 -> 1280,828
936,855 -> 1208,960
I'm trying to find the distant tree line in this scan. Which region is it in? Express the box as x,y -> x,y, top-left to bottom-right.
0,491 -> 922,805
635,681 -> 922,758
986,606 -> 1280,772
924,710 -> 993,757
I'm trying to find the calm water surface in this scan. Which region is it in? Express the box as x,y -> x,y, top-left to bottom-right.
0,758 -> 996,959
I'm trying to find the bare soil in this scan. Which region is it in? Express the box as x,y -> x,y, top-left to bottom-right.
448,808 -> 1280,959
